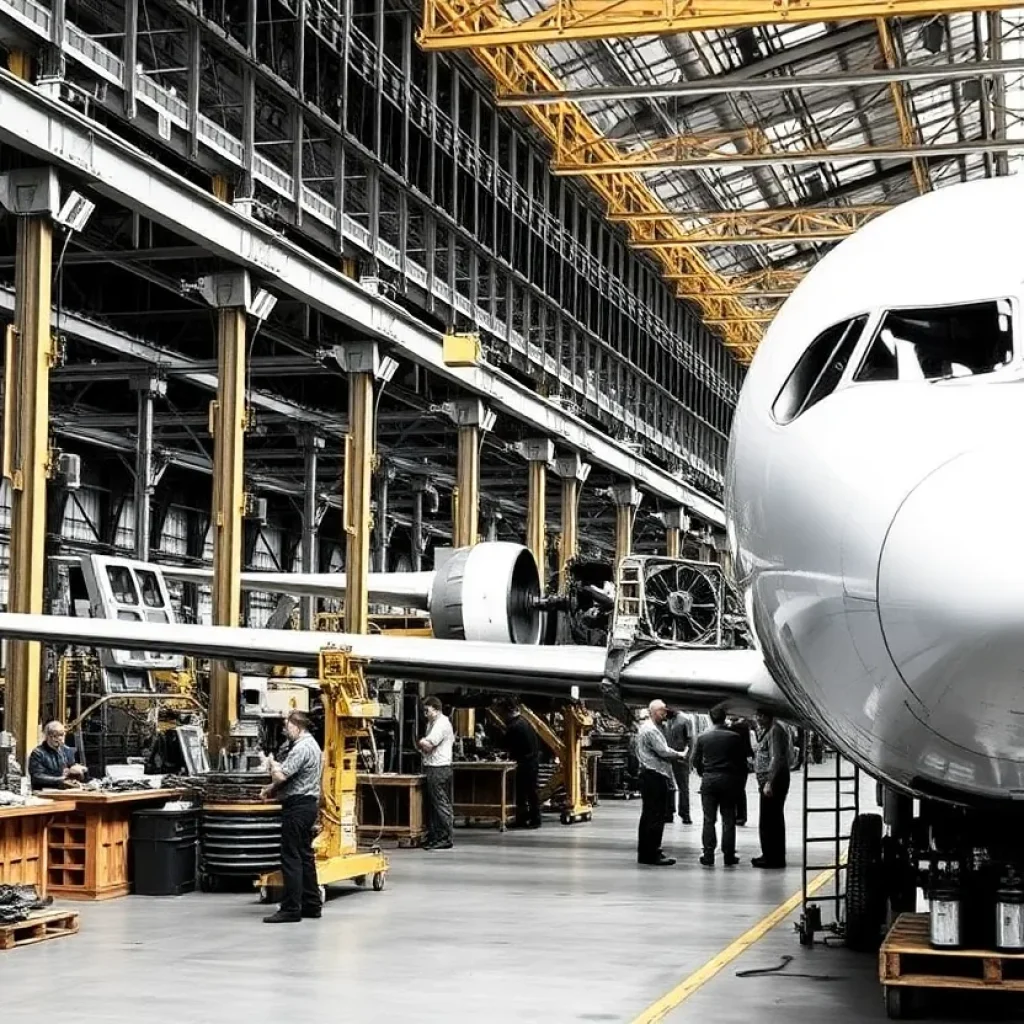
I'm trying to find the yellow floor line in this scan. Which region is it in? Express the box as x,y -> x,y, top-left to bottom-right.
630,863 -> 842,1024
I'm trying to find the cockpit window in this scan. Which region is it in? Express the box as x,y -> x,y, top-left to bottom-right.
854,299 -> 1013,383
772,315 -> 867,424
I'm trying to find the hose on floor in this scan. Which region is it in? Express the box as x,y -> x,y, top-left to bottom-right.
735,955 -> 845,982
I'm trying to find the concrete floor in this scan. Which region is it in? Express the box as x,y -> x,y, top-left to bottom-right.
2,770 -> 1022,1023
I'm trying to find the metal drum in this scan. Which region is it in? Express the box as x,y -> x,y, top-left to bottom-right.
929,888 -> 962,949
200,804 -> 282,882
996,888 -> 1024,952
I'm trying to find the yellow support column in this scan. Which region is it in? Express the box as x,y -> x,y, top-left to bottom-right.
1,168 -> 58,765
664,507 -> 688,560
336,342 -> 393,635
198,271 -> 251,753
518,439 -> 553,590
554,454 -> 590,593
447,399 -> 493,548
612,482 -> 642,568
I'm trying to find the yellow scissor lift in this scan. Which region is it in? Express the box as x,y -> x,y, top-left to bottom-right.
259,648 -> 389,900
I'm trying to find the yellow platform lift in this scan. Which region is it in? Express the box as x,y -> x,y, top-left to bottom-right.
259,648 -> 388,896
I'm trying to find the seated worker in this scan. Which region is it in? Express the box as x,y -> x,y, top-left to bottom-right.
29,721 -> 88,791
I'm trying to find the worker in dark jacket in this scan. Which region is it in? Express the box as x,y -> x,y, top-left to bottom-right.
753,709 -> 792,869
727,715 -> 755,825
499,700 -> 542,829
663,710 -> 693,824
28,721 -> 88,791
691,705 -> 748,868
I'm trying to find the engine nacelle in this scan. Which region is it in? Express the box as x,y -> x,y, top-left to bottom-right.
429,543 -> 542,644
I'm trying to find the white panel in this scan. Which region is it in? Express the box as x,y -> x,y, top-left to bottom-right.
115,498 -> 135,550
160,506 -> 188,556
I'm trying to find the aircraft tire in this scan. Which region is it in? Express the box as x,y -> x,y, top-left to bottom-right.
846,812 -> 886,952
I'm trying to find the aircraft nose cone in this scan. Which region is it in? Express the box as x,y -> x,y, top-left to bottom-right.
878,450 -> 1024,760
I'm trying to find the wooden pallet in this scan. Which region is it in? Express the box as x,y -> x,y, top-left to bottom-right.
880,913 -> 1024,1018
0,910 -> 80,951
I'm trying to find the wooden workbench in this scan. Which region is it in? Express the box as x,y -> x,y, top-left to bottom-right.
356,773 -> 426,846
452,761 -> 516,830
38,788 -> 185,900
0,800 -> 76,897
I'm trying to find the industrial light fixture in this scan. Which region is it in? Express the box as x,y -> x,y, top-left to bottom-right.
480,408 -> 497,433
55,190 -> 95,234
376,355 -> 399,384
248,288 -> 278,322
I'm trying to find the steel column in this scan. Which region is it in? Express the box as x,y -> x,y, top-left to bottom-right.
555,455 -> 590,592
663,507 -> 689,560
300,434 -> 323,630
411,484 -> 424,572
375,461 -> 394,573
612,483 -> 642,567
344,370 -> 374,635
3,193 -> 54,764
205,277 -> 249,752
519,439 -> 553,589
131,377 -> 164,560
448,399 -> 492,548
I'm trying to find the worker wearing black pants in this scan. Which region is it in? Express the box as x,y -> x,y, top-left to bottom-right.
260,710 -> 324,923
752,709 -> 792,869
424,765 -> 455,847
635,700 -> 686,866
498,699 -> 542,829
280,795 -> 321,918
692,705 -> 748,868
638,768 -> 671,864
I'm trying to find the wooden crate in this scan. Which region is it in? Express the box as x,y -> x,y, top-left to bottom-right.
880,913 -> 1024,1018
452,762 -> 516,830
357,773 -> 426,847
0,910 -> 79,951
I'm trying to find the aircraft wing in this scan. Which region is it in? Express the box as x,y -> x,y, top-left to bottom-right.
0,613 -> 791,716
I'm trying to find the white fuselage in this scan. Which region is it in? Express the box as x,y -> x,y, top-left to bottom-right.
726,176 -> 1024,805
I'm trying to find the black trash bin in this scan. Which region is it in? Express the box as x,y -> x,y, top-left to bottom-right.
131,807 -> 199,896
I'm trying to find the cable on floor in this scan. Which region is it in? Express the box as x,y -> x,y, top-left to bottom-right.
735,955 -> 845,982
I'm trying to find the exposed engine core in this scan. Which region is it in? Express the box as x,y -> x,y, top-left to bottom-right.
429,543 -> 542,644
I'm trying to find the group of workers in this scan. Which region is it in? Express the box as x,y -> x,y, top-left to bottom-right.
636,699 -> 792,869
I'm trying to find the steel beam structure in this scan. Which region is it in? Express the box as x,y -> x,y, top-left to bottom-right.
612,482 -> 641,567
520,439 -> 553,590
449,399 -> 489,549
876,19 -> 932,195
553,134 -> 1023,175
418,0 -> 1024,50
664,507 -> 688,560
2,177 -> 54,763
299,434 -> 322,630
497,57 -> 1024,106
207,282 -> 248,752
555,455 -> 589,593
0,3 -> 739,488
0,72 -> 726,526
344,371 -> 373,635
131,377 -> 162,561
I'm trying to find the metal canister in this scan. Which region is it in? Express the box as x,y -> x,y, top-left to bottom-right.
996,888 -> 1024,952
929,888 -> 962,948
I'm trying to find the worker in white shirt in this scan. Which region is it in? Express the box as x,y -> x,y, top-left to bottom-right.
418,696 -> 455,850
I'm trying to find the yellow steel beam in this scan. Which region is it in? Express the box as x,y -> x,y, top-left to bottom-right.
705,313 -> 778,325
555,454 -> 588,594
4,204 -> 53,763
552,130 -> 1013,175
344,370 -> 374,635
607,204 -> 888,224
455,424 -> 480,547
525,452 -> 548,593
209,301 -> 247,753
876,18 -> 932,195
419,0 -> 1024,51
612,483 -> 641,567
416,0 -> 765,360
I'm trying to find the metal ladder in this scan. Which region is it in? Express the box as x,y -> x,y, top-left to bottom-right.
798,733 -> 861,946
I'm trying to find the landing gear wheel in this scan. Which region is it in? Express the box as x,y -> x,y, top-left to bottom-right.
885,986 -> 913,1019
372,871 -> 386,892
846,813 -> 886,952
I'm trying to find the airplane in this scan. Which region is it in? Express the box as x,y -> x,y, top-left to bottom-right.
1,175 -> 1022,956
